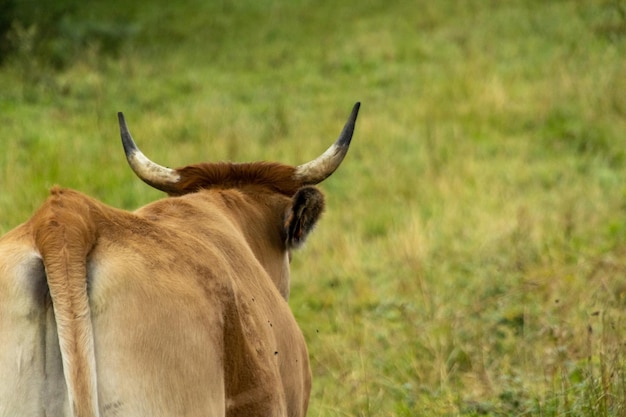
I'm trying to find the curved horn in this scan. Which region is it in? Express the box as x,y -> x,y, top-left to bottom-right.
294,102 -> 360,185
117,112 -> 181,192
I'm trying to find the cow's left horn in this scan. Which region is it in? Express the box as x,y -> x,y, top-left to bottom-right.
118,112 -> 181,192
294,102 -> 360,185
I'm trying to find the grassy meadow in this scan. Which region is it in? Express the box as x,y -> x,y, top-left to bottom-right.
1,0 -> 626,415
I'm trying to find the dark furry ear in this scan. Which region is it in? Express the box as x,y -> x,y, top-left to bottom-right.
285,186 -> 325,249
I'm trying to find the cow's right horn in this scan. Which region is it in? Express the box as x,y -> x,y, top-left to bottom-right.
118,112 -> 181,192
293,102 -> 360,185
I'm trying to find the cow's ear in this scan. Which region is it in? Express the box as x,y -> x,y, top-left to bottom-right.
285,186 -> 325,249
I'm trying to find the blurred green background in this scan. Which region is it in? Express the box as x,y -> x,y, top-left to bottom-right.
1,0 -> 626,415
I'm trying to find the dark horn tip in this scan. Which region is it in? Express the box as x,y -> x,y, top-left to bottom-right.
117,112 -> 127,129
337,102 -> 361,147
349,102 -> 361,124
117,111 -> 137,156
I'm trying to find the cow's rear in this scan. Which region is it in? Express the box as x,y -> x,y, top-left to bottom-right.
1,188 -> 231,417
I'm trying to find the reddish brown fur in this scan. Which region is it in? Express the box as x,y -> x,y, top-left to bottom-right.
172,162 -> 302,196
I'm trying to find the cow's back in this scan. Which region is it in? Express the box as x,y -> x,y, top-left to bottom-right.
133,193 -> 311,416
1,190 -> 309,417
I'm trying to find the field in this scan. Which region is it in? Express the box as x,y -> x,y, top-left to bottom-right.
1,0 -> 626,415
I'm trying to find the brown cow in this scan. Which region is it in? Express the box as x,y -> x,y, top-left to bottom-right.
0,103 -> 360,417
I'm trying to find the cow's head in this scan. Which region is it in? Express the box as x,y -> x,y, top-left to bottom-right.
117,103 -> 359,299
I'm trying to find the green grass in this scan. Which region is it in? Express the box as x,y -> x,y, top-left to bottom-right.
1,0 -> 626,415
